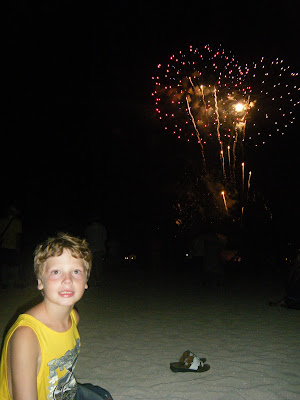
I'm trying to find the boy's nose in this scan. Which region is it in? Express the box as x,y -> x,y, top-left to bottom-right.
62,272 -> 73,283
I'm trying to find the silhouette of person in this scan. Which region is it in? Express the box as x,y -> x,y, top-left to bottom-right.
84,219 -> 107,286
0,204 -> 22,287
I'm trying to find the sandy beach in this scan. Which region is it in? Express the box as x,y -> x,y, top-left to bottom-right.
0,272 -> 299,400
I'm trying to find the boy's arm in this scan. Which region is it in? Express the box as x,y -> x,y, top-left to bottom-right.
8,326 -> 39,400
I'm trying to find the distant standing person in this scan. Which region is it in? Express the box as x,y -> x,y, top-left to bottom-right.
202,233 -> 224,286
84,219 -> 107,286
0,205 -> 22,287
191,234 -> 205,270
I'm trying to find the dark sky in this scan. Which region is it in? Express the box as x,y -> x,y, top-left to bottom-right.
1,1 -> 299,248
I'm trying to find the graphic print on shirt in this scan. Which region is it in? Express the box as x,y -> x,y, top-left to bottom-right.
47,339 -> 80,400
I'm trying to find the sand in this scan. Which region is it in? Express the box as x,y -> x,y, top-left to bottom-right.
0,274 -> 299,400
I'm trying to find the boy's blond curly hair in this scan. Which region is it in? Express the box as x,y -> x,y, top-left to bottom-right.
34,232 -> 92,280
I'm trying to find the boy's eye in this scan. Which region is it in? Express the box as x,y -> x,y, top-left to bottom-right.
51,270 -> 60,275
74,269 -> 84,275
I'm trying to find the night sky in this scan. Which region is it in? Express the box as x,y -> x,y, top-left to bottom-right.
1,1 -> 299,257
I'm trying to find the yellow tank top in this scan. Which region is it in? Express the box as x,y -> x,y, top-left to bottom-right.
0,309 -> 80,400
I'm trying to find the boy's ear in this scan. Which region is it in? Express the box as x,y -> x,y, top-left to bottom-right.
85,283 -> 88,289
37,279 -> 44,291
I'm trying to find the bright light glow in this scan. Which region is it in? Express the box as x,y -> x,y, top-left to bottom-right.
234,103 -> 244,112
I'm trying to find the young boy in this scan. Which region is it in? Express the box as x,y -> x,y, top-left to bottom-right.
0,232 -> 113,400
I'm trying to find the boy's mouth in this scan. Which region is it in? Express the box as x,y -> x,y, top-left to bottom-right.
59,291 -> 75,298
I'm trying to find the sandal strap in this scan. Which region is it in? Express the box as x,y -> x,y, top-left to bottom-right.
183,351 -> 204,370
189,357 -> 202,370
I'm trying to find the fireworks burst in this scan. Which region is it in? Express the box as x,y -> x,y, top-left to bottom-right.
152,45 -> 299,152
152,44 -> 299,227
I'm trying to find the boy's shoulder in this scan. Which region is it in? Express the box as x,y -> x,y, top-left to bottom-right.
73,308 -> 79,324
10,324 -> 39,347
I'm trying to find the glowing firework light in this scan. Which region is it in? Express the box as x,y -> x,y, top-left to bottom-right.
243,56 -> 299,144
152,44 -> 299,155
151,44 -> 299,225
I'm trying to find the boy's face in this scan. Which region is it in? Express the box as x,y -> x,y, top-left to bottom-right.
38,249 -> 88,307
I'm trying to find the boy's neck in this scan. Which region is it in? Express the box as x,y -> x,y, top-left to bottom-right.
34,300 -> 74,332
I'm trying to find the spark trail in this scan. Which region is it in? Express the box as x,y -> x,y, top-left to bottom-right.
185,96 -> 207,172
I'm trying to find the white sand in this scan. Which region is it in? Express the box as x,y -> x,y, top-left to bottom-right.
0,275 -> 299,400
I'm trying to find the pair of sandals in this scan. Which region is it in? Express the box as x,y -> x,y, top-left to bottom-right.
170,350 -> 210,373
